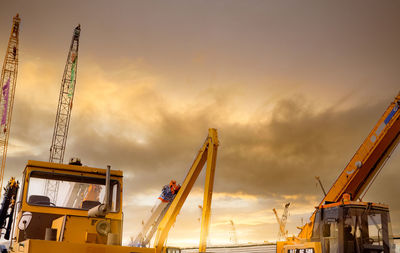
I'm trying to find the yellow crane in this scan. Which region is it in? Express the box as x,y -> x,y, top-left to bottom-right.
272,202 -> 290,241
229,220 -> 238,245
277,92 -> 400,253
0,14 -> 20,190
154,128 -> 219,252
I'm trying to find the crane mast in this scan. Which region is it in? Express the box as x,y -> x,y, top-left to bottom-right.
46,25 -> 81,203
0,14 -> 20,190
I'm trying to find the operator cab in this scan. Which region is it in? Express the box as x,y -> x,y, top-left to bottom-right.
15,160 -> 123,244
312,201 -> 395,253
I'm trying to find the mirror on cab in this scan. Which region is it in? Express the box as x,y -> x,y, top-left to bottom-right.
18,212 -> 32,231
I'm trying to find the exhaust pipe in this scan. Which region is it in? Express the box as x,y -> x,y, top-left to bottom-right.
88,165 -> 111,217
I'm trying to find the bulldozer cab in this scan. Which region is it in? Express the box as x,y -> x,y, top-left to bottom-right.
311,202 -> 395,253
14,160 -> 123,245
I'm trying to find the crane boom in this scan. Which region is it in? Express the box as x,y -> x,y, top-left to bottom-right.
278,93 -> 400,253
321,93 -> 400,204
299,92 -> 400,238
154,128 -> 219,253
49,24 -> 80,164
46,25 -> 81,203
0,14 -> 20,190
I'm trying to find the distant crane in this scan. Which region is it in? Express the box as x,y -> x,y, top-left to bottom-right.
229,220 -> 238,245
46,25 -> 81,203
272,202 -> 290,241
198,205 -> 202,222
0,14 -> 20,191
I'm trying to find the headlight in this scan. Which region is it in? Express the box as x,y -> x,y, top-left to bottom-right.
96,220 -> 111,236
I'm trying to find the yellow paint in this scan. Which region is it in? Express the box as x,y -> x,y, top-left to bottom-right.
51,215 -> 121,244
51,216 -> 65,241
25,160 -> 123,177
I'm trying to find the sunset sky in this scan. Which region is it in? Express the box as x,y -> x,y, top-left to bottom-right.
0,0 -> 399,247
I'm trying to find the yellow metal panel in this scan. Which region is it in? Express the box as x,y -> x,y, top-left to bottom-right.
297,218 -> 314,239
51,216 -> 65,241
25,160 -> 123,177
60,216 -> 98,243
199,129 -> 218,252
20,201 -> 122,220
85,232 -> 97,243
10,239 -> 156,253
50,216 -> 122,245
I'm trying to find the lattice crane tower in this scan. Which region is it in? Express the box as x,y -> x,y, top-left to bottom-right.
272,202 -> 290,241
0,14 -> 21,190
229,220 -> 238,245
46,25 -> 81,202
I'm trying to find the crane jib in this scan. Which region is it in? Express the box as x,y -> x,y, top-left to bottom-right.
372,102 -> 399,142
384,103 -> 399,125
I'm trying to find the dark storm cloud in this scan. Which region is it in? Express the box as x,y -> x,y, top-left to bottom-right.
218,98 -> 391,195
48,86 -> 400,204
8,67 -> 396,221
2,1 -> 400,97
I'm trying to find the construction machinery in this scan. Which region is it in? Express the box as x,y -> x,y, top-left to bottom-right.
273,203 -> 290,241
0,178 -> 19,240
49,24 -> 80,164
8,128 -> 218,253
277,93 -> 400,253
46,24 -> 81,204
155,128 -> 218,252
0,14 -> 20,191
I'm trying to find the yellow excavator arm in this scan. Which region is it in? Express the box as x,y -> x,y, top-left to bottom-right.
153,128 -> 219,253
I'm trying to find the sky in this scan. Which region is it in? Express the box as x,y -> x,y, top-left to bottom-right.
0,0 -> 400,247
